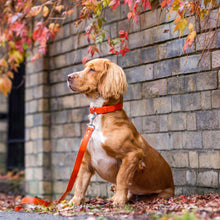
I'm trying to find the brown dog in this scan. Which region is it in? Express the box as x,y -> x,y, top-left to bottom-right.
67,58 -> 174,205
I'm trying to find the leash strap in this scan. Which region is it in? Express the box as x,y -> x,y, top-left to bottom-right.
15,125 -> 94,211
57,125 -> 94,203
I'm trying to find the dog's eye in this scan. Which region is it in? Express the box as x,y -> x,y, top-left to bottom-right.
89,68 -> 95,72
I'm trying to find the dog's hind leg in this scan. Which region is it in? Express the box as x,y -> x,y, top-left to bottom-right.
113,149 -> 144,206
157,187 -> 174,199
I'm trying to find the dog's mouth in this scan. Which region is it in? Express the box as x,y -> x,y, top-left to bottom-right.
67,82 -> 90,94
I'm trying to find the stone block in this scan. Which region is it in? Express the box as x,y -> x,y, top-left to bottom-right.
196,71 -> 217,91
127,65 -> 152,83
158,43 -> 167,60
140,10 -> 158,29
61,36 -> 75,53
51,82 -> 70,97
143,116 -> 160,132
168,113 -> 186,131
143,79 -> 167,98
196,32 -> 216,51
51,125 -> 63,138
169,22 -> 179,39
28,181 -> 39,195
53,54 -> 66,69
197,110 -> 219,130
180,55 -> 200,74
199,151 -> 220,169
161,150 -> 188,168
38,181 -> 52,195
152,24 -> 170,43
132,117 -> 143,133
159,115 -> 168,132
197,171 -> 218,187
129,31 -> 145,49
212,90 -> 220,108
78,33 -> 88,48
124,84 -> 142,101
186,113 -> 196,130
184,74 -> 197,92
181,93 -> 201,111
25,168 -> 33,180
167,38 -> 184,58
171,58 -> 180,75
154,60 -> 171,79
63,123 -> 81,137
203,131 -> 220,149
71,108 -> 89,123
110,23 -> 118,39
123,101 -> 131,117
66,50 -> 82,66
105,5 -> 121,22
172,132 -> 183,149
201,91 -> 211,110
118,49 -> 141,68
182,132 -> 202,149
49,40 -> 62,56
130,100 -> 148,117
144,29 -> 153,46
53,181 -> 67,194
168,76 -> 184,94
118,20 -> 129,34
172,95 -> 181,112
186,170 -> 197,185
189,151 -> 199,168
212,50 -> 220,68
143,133 -> 172,150
141,46 -> 158,64
55,138 -> 81,153
153,96 -> 171,114
55,111 -> 67,124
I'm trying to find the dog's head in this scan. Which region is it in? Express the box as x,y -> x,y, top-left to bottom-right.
67,58 -> 127,100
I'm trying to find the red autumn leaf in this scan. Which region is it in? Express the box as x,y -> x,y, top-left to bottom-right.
119,30 -> 129,40
88,45 -> 99,57
124,0 -> 133,8
119,45 -> 130,56
82,56 -> 89,64
109,0 -> 120,10
142,0 -> 151,10
161,0 -> 170,8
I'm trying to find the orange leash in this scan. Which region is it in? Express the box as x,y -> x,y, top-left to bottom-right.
14,103 -> 123,211
15,125 -> 94,211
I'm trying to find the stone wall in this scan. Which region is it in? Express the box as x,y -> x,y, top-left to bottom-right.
25,6 -> 220,199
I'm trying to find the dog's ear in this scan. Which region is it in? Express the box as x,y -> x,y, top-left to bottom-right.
98,61 -> 127,100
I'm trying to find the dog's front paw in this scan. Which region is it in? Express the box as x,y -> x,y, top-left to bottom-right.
112,194 -> 127,206
69,196 -> 84,206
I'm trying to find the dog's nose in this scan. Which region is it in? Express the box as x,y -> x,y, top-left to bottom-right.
67,74 -> 74,82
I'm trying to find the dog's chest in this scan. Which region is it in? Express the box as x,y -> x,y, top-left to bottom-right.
87,115 -> 119,183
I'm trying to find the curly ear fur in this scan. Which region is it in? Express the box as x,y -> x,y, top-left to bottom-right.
98,61 -> 127,100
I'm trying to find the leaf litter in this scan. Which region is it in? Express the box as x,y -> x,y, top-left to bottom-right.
0,193 -> 220,219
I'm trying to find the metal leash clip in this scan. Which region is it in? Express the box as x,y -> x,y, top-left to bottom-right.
88,112 -> 97,129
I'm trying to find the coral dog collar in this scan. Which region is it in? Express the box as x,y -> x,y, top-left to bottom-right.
90,103 -> 123,114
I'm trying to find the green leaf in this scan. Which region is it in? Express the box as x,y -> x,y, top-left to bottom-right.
23,42 -> 28,50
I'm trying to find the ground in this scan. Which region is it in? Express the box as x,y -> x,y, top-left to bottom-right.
0,193 -> 220,219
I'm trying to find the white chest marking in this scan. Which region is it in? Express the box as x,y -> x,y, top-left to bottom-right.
87,98 -> 119,183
